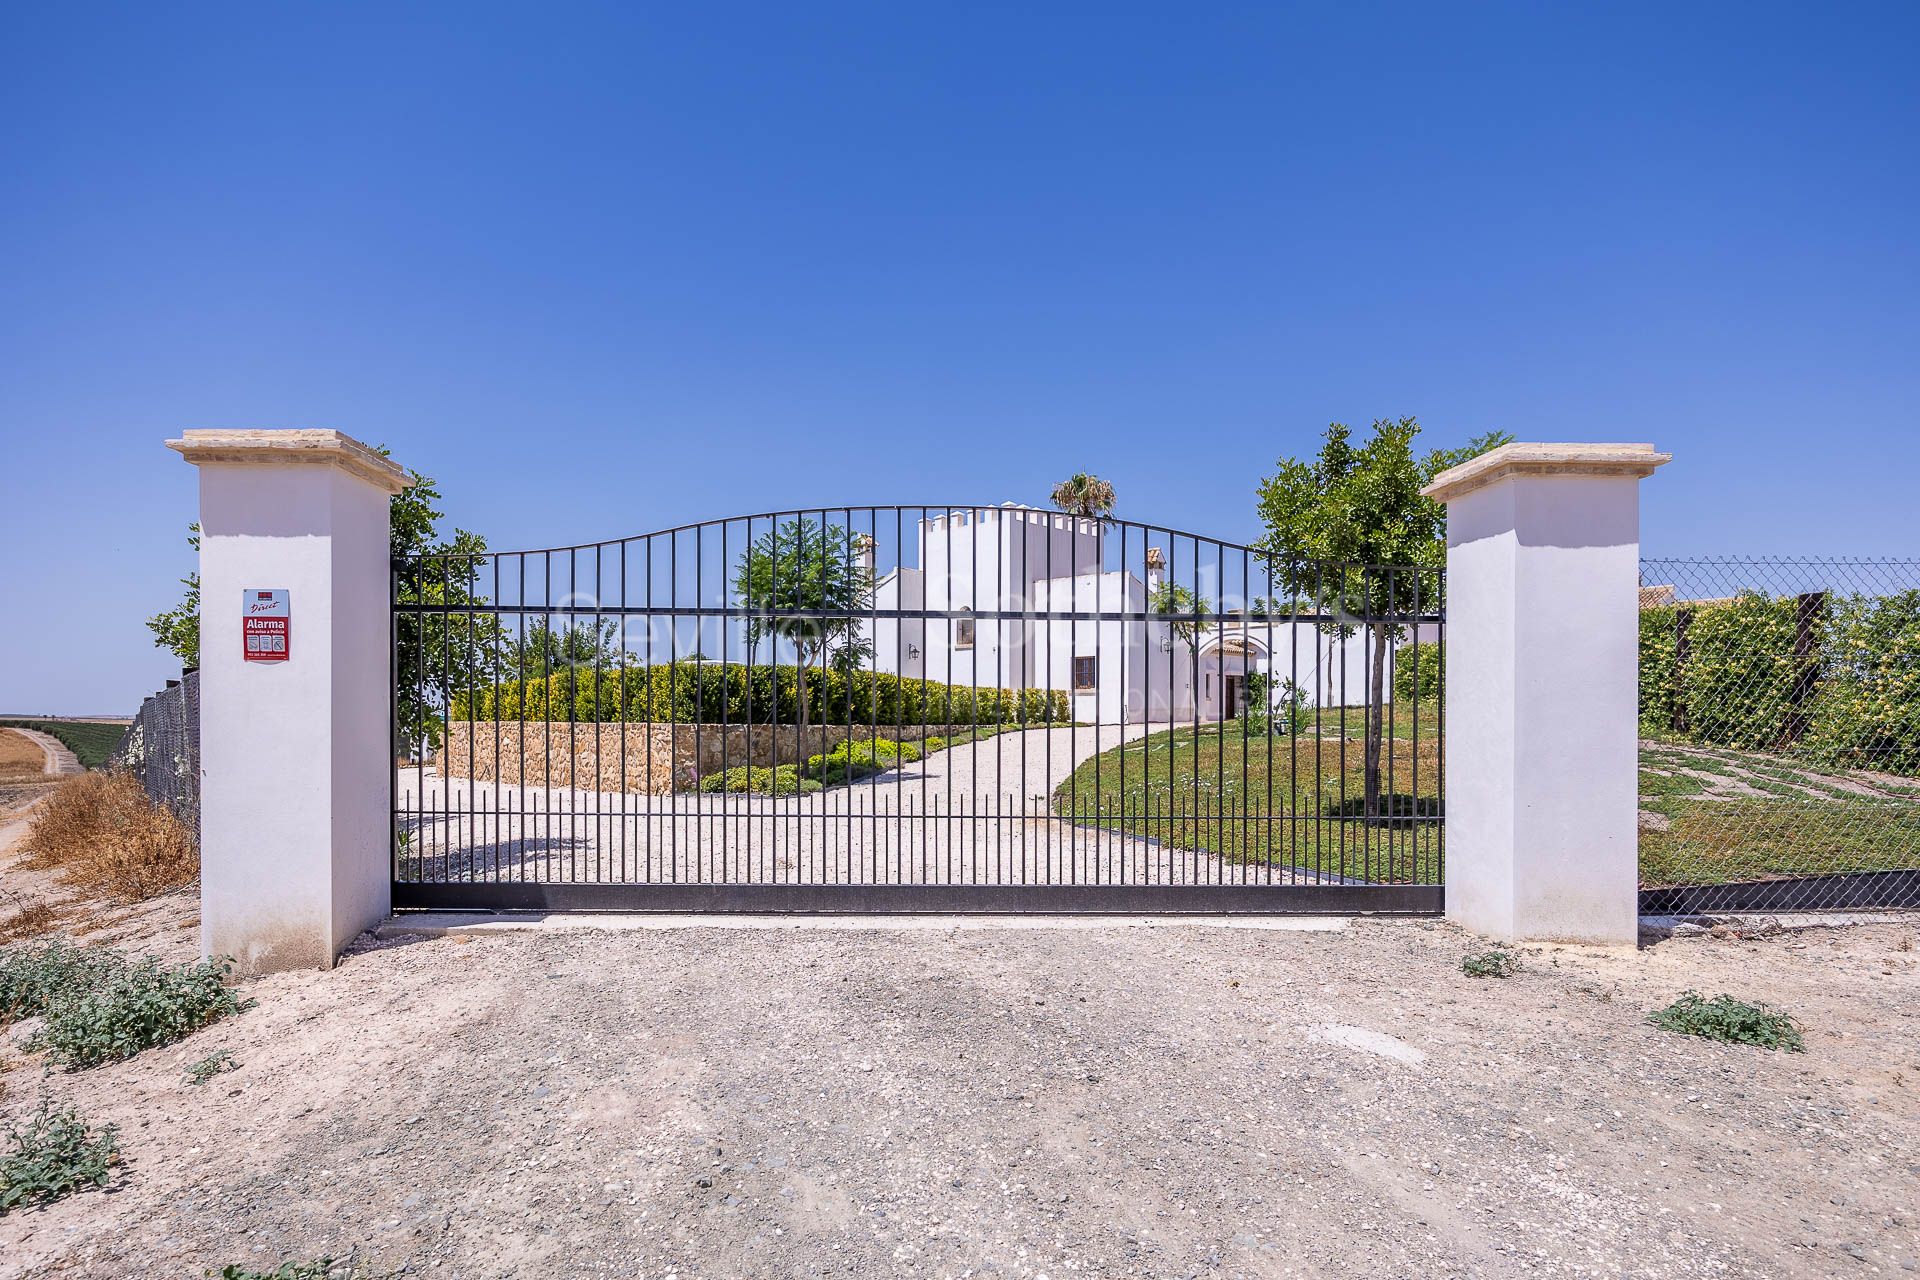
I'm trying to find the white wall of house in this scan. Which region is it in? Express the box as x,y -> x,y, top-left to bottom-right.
869,567 -> 925,678
1032,570 -> 1191,723
862,504 -> 1436,721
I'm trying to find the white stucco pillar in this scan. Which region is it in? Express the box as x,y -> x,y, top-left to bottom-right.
167,429 -> 411,973
1421,443 -> 1671,946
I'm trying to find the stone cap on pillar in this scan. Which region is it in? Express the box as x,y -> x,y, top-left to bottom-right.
166,429 -> 413,495
1421,442 -> 1670,504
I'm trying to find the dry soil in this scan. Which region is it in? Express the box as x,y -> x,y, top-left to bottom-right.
0,907 -> 1916,1278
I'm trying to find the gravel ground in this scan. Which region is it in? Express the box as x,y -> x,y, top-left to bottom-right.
4,913 -> 1917,1278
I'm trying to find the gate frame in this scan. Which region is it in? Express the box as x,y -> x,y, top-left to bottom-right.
389,505 -> 1448,917
173,429 -> 1662,972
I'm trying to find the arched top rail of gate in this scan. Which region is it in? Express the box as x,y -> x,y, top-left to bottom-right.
392,505 -> 1445,626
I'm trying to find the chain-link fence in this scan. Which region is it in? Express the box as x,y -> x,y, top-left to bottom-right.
107,670 -> 200,844
1636,558 -> 1919,914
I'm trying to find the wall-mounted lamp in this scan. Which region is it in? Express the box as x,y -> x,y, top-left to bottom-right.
906,644 -> 920,661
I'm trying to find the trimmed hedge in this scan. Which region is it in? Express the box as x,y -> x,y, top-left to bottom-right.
1640,589 -> 1920,776
454,662 -> 1070,729
1806,590 -> 1920,775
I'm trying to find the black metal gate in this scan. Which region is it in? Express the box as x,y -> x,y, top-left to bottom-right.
391,507 -> 1444,913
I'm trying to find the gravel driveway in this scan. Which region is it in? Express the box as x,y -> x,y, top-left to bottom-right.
5,915 -> 1917,1278
399,724 -> 1328,887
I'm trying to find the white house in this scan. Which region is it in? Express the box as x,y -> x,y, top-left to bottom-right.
860,505 -> 1432,724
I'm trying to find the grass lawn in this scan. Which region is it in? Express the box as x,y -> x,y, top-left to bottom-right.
0,720 -> 128,770
1050,723 -> 1443,884
1638,741 -> 1920,886
1053,721 -> 1920,890
1309,698 -> 1441,742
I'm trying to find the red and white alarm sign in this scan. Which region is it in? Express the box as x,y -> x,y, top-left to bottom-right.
242,589 -> 290,662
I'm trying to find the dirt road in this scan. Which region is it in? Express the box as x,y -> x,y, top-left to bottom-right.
0,727 -> 71,824
3,912 -> 1916,1278
4,726 -> 83,778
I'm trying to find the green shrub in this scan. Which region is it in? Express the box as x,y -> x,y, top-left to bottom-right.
1240,673 -> 1308,737
804,737 -> 921,785
1647,991 -> 1804,1051
697,765 -> 821,795
31,955 -> 252,1071
455,662 -> 1070,730
1460,946 -> 1519,979
1639,605 -> 1679,734
185,1049 -> 238,1086
1803,590 -> 1920,775
0,1104 -> 119,1213
1392,646 -> 1442,702
1641,589 -> 1920,776
0,940 -> 127,1024
1682,594 -> 1802,749
215,1262 -> 349,1280
1641,596 -> 1799,743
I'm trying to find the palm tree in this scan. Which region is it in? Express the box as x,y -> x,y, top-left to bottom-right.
1050,473 -> 1117,520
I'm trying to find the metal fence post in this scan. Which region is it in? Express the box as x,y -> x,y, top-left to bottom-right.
1780,590 -> 1828,747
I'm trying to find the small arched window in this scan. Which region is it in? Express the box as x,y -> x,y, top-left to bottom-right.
954,607 -> 975,650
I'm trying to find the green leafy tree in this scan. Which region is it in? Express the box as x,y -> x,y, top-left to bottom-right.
829,634 -> 877,676
390,465 -> 502,752
734,518 -> 874,740
144,525 -> 201,668
1049,473 -> 1117,519
1254,417 -> 1510,821
508,618 -> 626,673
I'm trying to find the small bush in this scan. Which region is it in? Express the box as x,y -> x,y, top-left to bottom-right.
185,1050 -> 238,1086
214,1262 -> 346,1280
1648,991 -> 1804,1051
1241,673 -> 1309,737
1460,946 -> 1520,979
697,765 -> 821,795
31,955 -> 252,1071
1393,646 -> 1442,702
24,771 -> 197,901
0,1103 -> 119,1213
0,896 -> 63,945
0,940 -> 128,1025
805,737 -> 921,785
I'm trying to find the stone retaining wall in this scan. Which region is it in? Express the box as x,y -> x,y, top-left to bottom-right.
438,722 -> 970,794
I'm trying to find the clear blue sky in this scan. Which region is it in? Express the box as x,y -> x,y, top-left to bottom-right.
2,2 -> 1916,714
